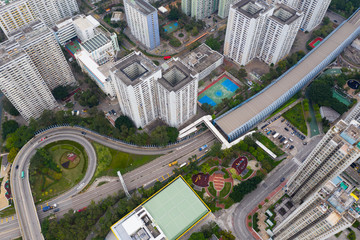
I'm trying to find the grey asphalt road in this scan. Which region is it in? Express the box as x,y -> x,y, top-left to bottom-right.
326,10 -> 347,24
3,126 -> 215,240
10,133 -> 97,240
231,134 -> 323,240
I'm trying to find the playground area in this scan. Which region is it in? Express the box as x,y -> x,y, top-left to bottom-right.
309,37 -> 323,48
65,39 -> 81,58
232,156 -> 248,175
163,21 -> 179,34
192,173 -> 210,187
348,79 -> 360,89
198,74 -> 240,106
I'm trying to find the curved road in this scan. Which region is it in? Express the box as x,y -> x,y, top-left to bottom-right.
9,126 -> 215,240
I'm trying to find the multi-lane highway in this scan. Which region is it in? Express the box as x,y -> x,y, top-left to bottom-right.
6,126 -> 216,240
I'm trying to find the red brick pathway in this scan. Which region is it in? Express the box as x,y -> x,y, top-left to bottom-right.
213,173 -> 225,191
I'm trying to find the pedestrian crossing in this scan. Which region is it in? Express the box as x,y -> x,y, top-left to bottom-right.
0,215 -> 14,224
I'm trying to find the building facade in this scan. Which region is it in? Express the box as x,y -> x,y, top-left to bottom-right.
124,0 -> 160,50
182,0 -> 192,16
0,0 -> 35,37
287,120 -> 360,204
224,0 -> 273,66
281,0 -> 331,31
0,46 -> 57,121
157,58 -> 198,127
218,0 -> 235,18
345,102 -> 360,123
257,4 -> 303,64
273,187 -> 356,240
53,17 -> 77,46
0,0 -> 79,36
8,20 -> 76,90
110,52 -> 161,128
224,0 -> 302,65
191,0 -> 218,20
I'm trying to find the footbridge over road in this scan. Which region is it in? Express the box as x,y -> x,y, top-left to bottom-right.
214,8 -> 360,142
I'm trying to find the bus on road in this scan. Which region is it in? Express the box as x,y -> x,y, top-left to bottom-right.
21,171 -> 24,179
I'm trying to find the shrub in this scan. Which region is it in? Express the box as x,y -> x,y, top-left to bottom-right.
169,37 -> 181,47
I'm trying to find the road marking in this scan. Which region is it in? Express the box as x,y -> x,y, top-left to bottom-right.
162,176 -> 165,180
5,218 -> 8,222
11,216 -> 14,220
40,205 -> 42,209
1,219 -> 3,224
167,173 -> 170,177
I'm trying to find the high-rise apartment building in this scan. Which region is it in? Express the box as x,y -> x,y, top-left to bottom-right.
218,0 -> 235,18
224,0 -> 302,65
111,52 -> 198,128
191,0 -> 219,20
281,0 -> 331,31
287,120 -> 360,204
224,0 -> 271,66
124,0 -> 160,50
8,20 -> 76,90
257,4 -> 303,64
157,58 -> 198,127
182,0 -> 192,16
274,182 -> 358,240
0,43 -> 57,121
0,0 -> 35,37
345,102 -> 360,123
110,52 -> 161,127
0,0 -> 79,36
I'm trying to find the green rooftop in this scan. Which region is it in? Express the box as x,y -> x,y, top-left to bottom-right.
143,177 -> 210,240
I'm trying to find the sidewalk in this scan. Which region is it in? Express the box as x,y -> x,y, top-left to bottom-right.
246,181 -> 288,240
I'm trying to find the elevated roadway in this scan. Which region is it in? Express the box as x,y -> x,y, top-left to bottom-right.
215,8 -> 360,141
9,126 -> 215,240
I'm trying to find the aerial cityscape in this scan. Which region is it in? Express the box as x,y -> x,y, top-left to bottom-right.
0,0 -> 359,239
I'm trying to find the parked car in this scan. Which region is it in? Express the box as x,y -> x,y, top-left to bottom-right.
54,208 -> 60,213
289,145 -> 294,150
280,177 -> 285,182
272,131 -> 277,135
278,135 -> 283,140
284,127 -> 289,131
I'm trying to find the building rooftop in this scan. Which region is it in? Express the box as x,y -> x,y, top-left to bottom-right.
73,16 -> 95,30
181,43 -> 223,75
126,0 -> 156,15
7,20 -> 47,41
271,4 -> 301,25
233,0 -> 270,19
111,176 -> 210,240
215,13 -> 360,139
81,33 -> 110,53
159,58 -> 196,91
111,51 -> 159,86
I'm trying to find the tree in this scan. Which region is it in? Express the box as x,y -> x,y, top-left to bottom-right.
205,36 -> 221,51
150,126 -> 169,146
7,147 -> 19,163
115,116 -> 135,132
191,26 -> 199,36
2,97 -> 19,116
238,68 -> 247,79
166,127 -> 179,143
2,120 -> 19,140
168,6 -> 181,20
188,232 -> 206,240
221,230 -> 236,240
230,176 -> 262,202
52,86 -> 69,100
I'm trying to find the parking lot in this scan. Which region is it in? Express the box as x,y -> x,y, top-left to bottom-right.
260,117 -> 308,156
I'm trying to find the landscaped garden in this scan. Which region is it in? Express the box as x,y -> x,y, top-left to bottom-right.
91,142 -> 162,179
29,140 -> 88,202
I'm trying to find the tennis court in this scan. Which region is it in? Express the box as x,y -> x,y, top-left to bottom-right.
198,74 -> 240,106
65,39 -> 81,58
163,21 -> 179,33
309,37 -> 323,48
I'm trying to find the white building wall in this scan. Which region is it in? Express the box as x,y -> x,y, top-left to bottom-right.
0,0 -> 36,37
218,0 -> 235,18
54,18 -> 77,45
0,53 -> 58,121
258,12 -> 303,64
281,0 -> 331,31
80,40 -> 114,65
224,5 -> 272,66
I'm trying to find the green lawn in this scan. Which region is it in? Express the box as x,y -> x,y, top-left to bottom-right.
269,95 -> 298,118
253,133 -> 285,156
208,182 -> 217,197
283,103 -> 308,135
219,182 -> 232,198
0,206 -> 15,218
30,140 -> 88,203
92,142 -> 162,178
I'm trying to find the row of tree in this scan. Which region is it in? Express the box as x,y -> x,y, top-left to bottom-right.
330,0 -> 359,18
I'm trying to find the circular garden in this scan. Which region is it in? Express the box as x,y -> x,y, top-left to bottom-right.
29,140 -> 88,202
